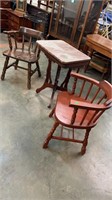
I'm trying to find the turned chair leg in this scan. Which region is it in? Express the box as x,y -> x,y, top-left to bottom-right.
36,61 -> 41,77
14,59 -> 19,70
49,106 -> 55,118
27,63 -> 31,89
1,56 -> 10,80
81,128 -> 91,155
43,121 -> 59,149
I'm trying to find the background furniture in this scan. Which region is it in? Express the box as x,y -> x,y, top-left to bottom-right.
38,0 -> 53,10
36,40 -> 90,107
84,34 -> 112,78
8,9 -> 25,41
0,0 -> 11,31
0,0 -> 26,40
0,0 -> 106,44
25,3 -> 51,38
1,27 -> 43,89
16,0 -> 27,13
48,0 -> 105,49
0,1 -> 51,38
43,72 -> 112,155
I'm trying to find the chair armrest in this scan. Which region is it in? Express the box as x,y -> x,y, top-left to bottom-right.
3,30 -> 19,50
70,71 -> 99,85
3,30 -> 19,35
69,99 -> 106,110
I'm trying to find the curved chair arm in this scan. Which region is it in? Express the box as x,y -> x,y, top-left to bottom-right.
3,30 -> 19,50
19,26 -> 44,40
70,71 -> 99,85
69,99 -> 106,110
3,30 -> 19,35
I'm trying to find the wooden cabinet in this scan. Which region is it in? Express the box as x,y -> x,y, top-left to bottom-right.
48,0 -> 105,49
0,0 -> 11,31
1,9 -> 9,30
0,0 -> 10,8
25,3 -> 51,38
8,10 -> 24,31
7,10 -> 25,41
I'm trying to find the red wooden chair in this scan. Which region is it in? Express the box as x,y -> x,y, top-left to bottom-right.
1,26 -> 43,89
43,72 -> 112,155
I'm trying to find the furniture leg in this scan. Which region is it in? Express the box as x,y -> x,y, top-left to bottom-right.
1,56 -> 10,80
84,46 -> 93,73
48,65 -> 61,108
49,106 -> 55,118
27,63 -> 31,89
35,49 -> 41,71
14,59 -> 19,70
81,128 -> 91,155
43,121 -> 59,148
36,61 -> 41,77
60,68 -> 71,90
36,59 -> 52,93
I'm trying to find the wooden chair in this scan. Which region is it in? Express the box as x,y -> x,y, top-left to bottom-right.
43,72 -> 112,155
1,26 -> 44,89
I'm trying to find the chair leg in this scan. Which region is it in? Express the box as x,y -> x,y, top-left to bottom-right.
14,59 -> 19,70
81,128 -> 91,155
43,121 -> 59,149
49,106 -> 55,118
36,61 -> 41,77
27,63 -> 31,89
1,56 -> 10,80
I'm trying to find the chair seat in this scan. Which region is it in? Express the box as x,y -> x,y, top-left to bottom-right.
3,49 -> 37,63
55,91 -> 95,128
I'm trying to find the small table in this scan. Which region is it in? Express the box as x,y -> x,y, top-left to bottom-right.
36,40 -> 90,107
84,34 -> 112,74
84,34 -> 112,58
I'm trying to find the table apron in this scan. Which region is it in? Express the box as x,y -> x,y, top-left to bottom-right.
39,47 -> 90,69
86,41 -> 111,59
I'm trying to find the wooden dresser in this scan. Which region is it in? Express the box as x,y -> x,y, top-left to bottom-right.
8,10 -> 24,31
0,0 -> 11,31
0,3 -> 50,39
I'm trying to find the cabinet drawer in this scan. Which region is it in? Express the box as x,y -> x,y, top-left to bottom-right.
1,19 -> 8,30
9,14 -> 20,24
1,1 -> 10,8
1,10 -> 9,19
23,18 -> 32,28
8,21 -> 20,30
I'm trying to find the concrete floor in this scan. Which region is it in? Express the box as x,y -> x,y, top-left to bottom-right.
0,33 -> 112,200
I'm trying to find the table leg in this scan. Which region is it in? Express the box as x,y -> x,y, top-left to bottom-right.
36,59 -> 53,93
59,67 -> 80,90
84,46 -> 93,72
48,65 -> 61,108
60,68 -> 71,90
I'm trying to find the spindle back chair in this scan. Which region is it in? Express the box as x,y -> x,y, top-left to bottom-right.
43,72 -> 112,155
1,26 -> 44,89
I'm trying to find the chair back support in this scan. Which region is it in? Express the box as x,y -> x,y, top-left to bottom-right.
69,72 -> 112,127
5,27 -> 44,54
